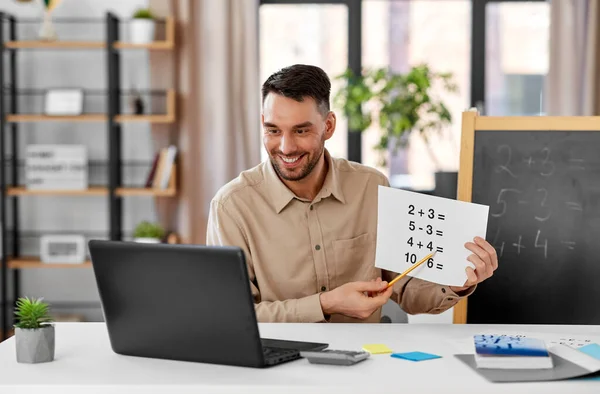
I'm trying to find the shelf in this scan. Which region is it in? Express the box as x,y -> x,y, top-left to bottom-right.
115,114 -> 174,123
6,90 -> 175,124
8,258 -> 92,269
116,187 -> 176,197
114,17 -> 175,50
5,17 -> 175,51
7,187 -> 108,196
7,187 -> 176,197
7,114 -> 175,123
115,90 -> 176,123
5,41 -> 173,50
113,42 -> 173,50
6,114 -> 107,123
4,41 -> 105,49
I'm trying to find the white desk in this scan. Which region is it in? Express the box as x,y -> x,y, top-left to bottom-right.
1,322 -> 599,393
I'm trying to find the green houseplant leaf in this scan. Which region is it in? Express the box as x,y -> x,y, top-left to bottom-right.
133,221 -> 165,239
333,64 -> 457,168
132,8 -> 154,19
14,297 -> 53,329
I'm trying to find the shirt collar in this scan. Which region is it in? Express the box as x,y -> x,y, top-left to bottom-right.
264,148 -> 346,214
317,149 -> 346,205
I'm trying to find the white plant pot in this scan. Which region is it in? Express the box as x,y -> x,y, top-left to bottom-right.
134,237 -> 161,243
38,11 -> 57,41
130,19 -> 155,44
15,325 -> 55,364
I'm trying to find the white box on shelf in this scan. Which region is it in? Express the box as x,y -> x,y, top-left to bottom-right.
25,145 -> 87,190
40,235 -> 86,264
44,89 -> 83,116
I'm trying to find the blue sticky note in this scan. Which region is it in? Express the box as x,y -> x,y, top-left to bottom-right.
391,351 -> 441,362
580,343 -> 600,360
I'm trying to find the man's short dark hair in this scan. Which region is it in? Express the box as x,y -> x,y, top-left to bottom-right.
262,64 -> 331,117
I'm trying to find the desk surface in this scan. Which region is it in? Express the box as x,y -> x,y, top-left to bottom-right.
1,322 -> 599,393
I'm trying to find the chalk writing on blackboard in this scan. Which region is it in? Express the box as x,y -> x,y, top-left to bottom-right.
534,188 -> 551,222
470,129 -> 600,324
565,202 -> 583,211
491,189 -> 521,218
512,235 -> 525,255
561,241 -> 576,250
534,230 -> 548,259
540,147 -> 555,176
569,158 -> 585,171
496,145 -> 518,178
523,156 -> 535,167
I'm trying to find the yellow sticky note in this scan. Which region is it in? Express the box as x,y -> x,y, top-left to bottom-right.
362,344 -> 393,354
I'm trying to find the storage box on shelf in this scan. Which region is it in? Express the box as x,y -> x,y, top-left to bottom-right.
0,12 -> 177,341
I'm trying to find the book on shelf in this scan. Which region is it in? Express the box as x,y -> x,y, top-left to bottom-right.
145,145 -> 177,189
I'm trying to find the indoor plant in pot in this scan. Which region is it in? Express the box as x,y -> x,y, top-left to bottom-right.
14,296 -> 55,364
133,220 -> 165,243
130,8 -> 155,44
334,64 -> 459,197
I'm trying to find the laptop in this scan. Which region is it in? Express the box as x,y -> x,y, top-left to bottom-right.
88,240 -> 328,368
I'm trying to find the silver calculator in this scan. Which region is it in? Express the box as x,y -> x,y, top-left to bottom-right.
300,349 -> 370,365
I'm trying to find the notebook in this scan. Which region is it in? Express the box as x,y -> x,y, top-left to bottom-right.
474,335 -> 554,369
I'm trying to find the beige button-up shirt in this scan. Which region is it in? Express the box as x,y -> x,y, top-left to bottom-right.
206,150 -> 474,323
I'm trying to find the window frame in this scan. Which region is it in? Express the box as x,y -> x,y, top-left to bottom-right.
470,0 -> 547,114
260,0 -> 548,159
259,0 -> 363,162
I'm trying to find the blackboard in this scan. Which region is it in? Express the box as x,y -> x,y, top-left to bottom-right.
467,130 -> 600,324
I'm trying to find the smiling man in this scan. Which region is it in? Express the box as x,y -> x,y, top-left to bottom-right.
206,64 -> 498,323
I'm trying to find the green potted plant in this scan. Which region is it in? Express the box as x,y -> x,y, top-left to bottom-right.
14,297 -> 55,364
334,64 -> 459,195
130,8 -> 155,44
133,220 -> 165,243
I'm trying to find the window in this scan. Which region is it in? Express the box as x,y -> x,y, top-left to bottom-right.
259,3 -> 349,162
362,0 -> 471,189
485,2 -> 550,116
260,1 -> 545,189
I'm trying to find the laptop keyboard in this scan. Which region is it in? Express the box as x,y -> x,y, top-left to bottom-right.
262,346 -> 300,365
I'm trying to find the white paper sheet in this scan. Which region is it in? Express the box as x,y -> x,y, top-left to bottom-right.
375,186 -> 490,286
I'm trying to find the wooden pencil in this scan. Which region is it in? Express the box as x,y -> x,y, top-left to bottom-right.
386,251 -> 436,288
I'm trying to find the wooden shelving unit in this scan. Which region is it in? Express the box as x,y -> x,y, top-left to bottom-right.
4,17 -> 175,51
7,186 -> 107,196
6,186 -> 176,197
6,90 -> 176,123
4,41 -> 105,49
7,114 -> 107,122
6,41 -> 174,51
116,187 -> 176,197
0,12 -> 178,340
8,258 -> 92,269
114,17 -> 175,50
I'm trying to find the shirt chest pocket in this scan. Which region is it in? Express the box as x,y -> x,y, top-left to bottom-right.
331,232 -> 378,288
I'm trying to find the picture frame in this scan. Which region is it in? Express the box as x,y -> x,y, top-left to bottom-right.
44,89 -> 84,116
40,235 -> 86,264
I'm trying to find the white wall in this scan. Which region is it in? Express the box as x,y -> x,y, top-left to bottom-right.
2,0 -> 158,322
